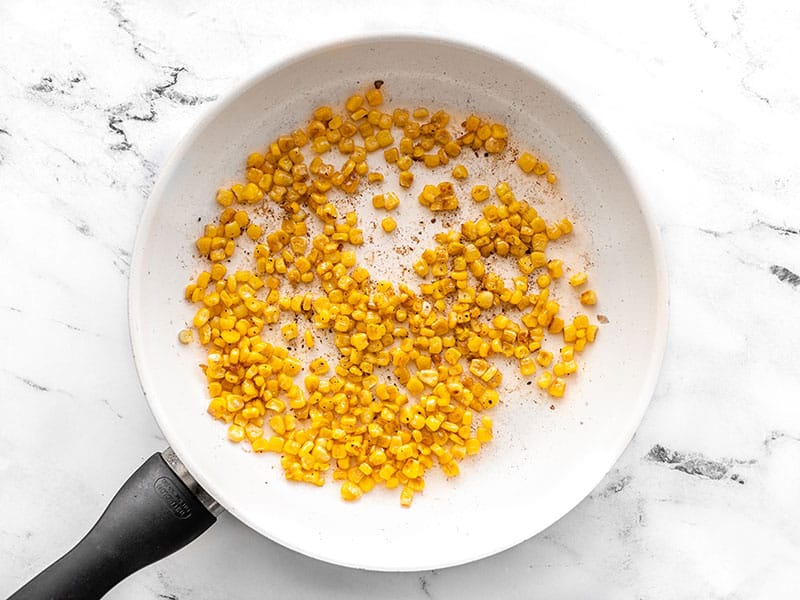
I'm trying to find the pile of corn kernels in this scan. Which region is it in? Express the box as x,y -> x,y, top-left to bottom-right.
181,83 -> 599,506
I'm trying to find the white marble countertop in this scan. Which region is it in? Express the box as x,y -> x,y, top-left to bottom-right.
2,1 -> 799,598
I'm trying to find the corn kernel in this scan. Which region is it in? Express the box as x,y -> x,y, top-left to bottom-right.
381,217 -> 397,233
471,185 -> 490,202
452,164 -> 468,180
569,272 -> 588,287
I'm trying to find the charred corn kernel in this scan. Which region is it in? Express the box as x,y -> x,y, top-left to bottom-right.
178,329 -> 193,344
471,185 -> 490,202
452,164 -> 468,180
569,272 -> 588,287
381,217 -> 397,233
580,290 -> 597,306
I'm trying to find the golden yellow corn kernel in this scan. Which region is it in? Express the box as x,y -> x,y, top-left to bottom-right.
569,272 -> 587,287
396,155 -> 413,171
241,182 -> 263,203
520,357 -> 537,376
383,192 -> 400,211
227,424 -> 245,443
304,329 -> 314,348
412,107 -> 429,119
178,329 -> 193,344
580,290 -> 597,306
365,88 -> 383,107
471,185 -> 490,202
573,314 -> 590,329
536,350 -> 553,368
313,105 -> 333,122
548,377 -> 566,398
399,486 -> 414,507
476,426 -> 492,443
553,360 -> 578,377
216,189 -> 234,207
547,259 -> 563,279
340,481 -> 363,501
517,152 -> 537,173
279,322 -> 297,342
423,154 -> 440,168
475,291 -> 494,310
399,170 -> 414,188
376,129 -> 393,148
309,357 -> 329,375
452,164 -> 468,180
533,161 -> 549,176
246,223 -> 263,240
345,94 -> 363,112
381,217 -> 397,233
193,307 -> 211,328
536,274 -> 551,289
372,193 -> 385,209
536,371 -> 554,389
465,438 -> 481,455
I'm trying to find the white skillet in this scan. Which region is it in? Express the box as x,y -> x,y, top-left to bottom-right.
11,35 -> 667,598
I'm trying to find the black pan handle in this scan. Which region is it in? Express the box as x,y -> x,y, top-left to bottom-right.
8,450 -> 219,600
